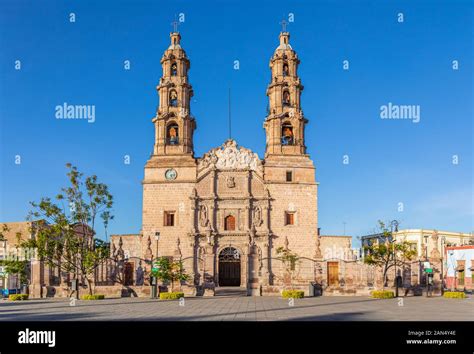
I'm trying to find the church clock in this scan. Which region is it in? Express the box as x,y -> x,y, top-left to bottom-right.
165,169 -> 177,180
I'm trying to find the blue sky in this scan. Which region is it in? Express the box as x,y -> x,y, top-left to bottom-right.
0,0 -> 472,246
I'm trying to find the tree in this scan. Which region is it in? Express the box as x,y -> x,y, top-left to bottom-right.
0,224 -> 30,288
151,257 -> 189,291
276,246 -> 300,289
363,221 -> 417,290
24,164 -> 113,295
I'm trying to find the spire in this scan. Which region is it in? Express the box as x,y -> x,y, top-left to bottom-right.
277,32 -> 292,50
277,20 -> 292,50
169,32 -> 181,49
263,30 -> 306,157
151,28 -> 196,157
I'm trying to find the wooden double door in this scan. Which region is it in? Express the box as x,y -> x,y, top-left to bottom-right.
327,262 -> 339,286
218,247 -> 241,286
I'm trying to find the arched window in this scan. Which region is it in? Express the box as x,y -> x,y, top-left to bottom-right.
281,122 -> 294,145
167,123 -> 179,145
283,63 -> 289,77
282,90 -> 290,106
224,215 -> 236,231
169,90 -> 178,107
171,62 -> 178,76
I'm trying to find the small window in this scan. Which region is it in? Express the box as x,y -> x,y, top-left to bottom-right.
224,215 -> 236,231
285,212 -> 295,226
167,123 -> 179,145
169,90 -> 178,107
286,171 -> 293,182
283,63 -> 289,77
282,90 -> 290,106
171,62 -> 178,76
164,211 -> 175,226
281,122 -> 294,145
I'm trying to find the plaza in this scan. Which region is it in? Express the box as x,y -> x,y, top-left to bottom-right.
1,295 -> 472,321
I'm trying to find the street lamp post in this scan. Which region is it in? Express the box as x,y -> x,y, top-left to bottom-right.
155,232 -> 160,260
151,231 -> 160,298
390,220 -> 400,297
424,234 -> 429,297
440,236 -> 445,295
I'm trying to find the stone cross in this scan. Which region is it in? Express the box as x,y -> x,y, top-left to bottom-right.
171,20 -> 179,33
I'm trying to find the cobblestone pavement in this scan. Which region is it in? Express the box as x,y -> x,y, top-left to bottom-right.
0,295 -> 472,321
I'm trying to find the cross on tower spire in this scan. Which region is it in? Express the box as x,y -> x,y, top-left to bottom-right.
280,19 -> 288,32
171,18 -> 179,33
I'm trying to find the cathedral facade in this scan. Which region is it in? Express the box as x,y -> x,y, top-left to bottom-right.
114,30 -> 321,295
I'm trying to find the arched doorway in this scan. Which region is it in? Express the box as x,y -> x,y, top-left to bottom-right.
218,247 -> 241,286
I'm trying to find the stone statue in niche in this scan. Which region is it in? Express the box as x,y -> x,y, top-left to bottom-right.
226,176 -> 235,188
253,206 -> 263,227
199,204 -> 209,227
136,261 -> 144,286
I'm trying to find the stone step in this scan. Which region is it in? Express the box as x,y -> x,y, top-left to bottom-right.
215,287 -> 248,297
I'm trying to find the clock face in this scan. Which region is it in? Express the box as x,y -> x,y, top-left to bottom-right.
165,169 -> 177,180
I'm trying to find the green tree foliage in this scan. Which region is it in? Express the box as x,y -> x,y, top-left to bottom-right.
276,246 -> 300,289
25,164 -> 113,295
363,221 -> 417,289
151,257 -> 189,291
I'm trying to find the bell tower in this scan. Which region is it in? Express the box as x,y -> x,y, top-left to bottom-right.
152,30 -> 196,157
264,30 -> 307,157
262,28 -> 319,272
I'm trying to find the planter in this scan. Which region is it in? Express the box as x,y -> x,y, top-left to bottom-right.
159,292 -> 184,300
443,292 -> 466,299
282,290 -> 304,299
370,290 -> 394,299
9,294 -> 29,301
81,294 -> 105,300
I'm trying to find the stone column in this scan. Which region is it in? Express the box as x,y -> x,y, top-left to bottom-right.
261,242 -> 270,286
30,260 -> 42,298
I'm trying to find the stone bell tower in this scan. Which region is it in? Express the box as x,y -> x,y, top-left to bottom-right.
152,31 -> 196,158
264,31 -> 307,157
142,30 -> 197,263
262,29 -> 319,264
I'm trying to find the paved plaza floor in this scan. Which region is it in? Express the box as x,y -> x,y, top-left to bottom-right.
0,295 -> 472,321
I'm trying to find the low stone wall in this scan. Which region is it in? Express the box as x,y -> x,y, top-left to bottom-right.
323,286 -> 372,296
28,284 -> 199,298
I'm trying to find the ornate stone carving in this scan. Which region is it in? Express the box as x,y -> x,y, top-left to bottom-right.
430,230 -> 441,259
314,236 -> 322,259
198,139 -> 262,172
199,204 -> 209,227
226,176 -> 236,188
145,235 -> 153,261
253,206 -> 263,227
284,236 -> 289,250
174,237 -> 182,260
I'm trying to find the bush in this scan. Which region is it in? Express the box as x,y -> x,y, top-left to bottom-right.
8,294 -> 29,301
159,292 -> 184,300
81,294 -> 105,300
282,290 -> 304,299
371,290 -> 394,299
443,292 -> 466,299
